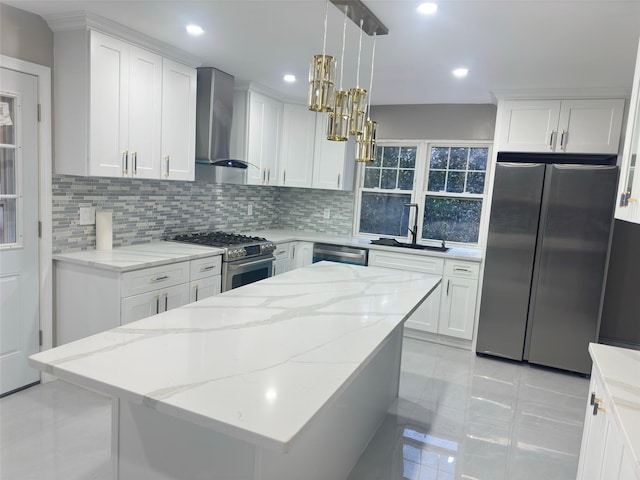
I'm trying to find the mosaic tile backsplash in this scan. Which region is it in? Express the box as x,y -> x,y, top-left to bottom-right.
52,175 -> 355,253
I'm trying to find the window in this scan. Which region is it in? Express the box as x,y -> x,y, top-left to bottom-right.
0,95 -> 18,245
355,141 -> 491,246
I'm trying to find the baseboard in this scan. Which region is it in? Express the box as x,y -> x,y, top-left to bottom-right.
403,327 -> 472,351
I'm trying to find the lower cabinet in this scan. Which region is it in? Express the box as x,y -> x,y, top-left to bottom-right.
368,250 -> 480,341
294,241 -> 313,269
577,366 -> 638,480
273,241 -> 314,276
55,254 -> 222,345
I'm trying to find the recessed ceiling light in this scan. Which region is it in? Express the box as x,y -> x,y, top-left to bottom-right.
453,68 -> 469,78
283,74 -> 296,83
417,3 -> 438,15
186,24 -> 204,36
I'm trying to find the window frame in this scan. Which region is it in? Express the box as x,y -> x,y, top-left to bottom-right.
353,139 -> 493,248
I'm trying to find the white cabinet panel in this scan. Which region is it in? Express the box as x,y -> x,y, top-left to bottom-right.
405,284 -> 441,334
438,276 -> 477,339
122,283 -> 190,325
312,117 -> 356,191
189,275 -> 221,303
121,261 -> 190,296
368,250 -> 444,275
273,242 -> 293,276
294,242 -> 314,269
280,104 -> 315,188
498,100 -> 561,152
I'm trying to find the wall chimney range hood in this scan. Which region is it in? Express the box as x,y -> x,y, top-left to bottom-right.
195,67 -> 248,183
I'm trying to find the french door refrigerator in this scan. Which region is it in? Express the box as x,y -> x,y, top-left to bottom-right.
476,153 -> 618,374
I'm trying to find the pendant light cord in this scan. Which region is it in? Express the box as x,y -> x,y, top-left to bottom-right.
356,19 -> 364,88
367,32 -> 377,120
322,0 -> 329,57
339,5 -> 348,90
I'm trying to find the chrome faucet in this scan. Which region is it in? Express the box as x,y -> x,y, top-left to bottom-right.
404,203 -> 419,245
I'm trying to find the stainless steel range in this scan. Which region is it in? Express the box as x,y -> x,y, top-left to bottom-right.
169,232 -> 276,292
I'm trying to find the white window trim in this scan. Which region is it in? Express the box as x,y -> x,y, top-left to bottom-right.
353,139 -> 493,248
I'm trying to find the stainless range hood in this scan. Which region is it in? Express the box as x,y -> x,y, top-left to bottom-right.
195,67 -> 248,184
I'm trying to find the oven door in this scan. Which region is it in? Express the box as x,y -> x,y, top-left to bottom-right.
222,255 -> 274,292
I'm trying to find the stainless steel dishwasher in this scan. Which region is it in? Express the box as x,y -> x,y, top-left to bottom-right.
312,243 -> 369,266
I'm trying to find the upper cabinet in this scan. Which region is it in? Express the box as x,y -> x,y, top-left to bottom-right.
49,16 -> 197,181
616,38 -> 640,224
497,98 -> 624,154
279,103 -> 356,191
232,89 -> 283,186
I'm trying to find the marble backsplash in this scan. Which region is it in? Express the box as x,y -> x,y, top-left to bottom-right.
52,175 -> 355,253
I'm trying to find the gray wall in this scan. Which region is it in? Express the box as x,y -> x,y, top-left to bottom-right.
0,3 -> 53,67
371,104 -> 497,140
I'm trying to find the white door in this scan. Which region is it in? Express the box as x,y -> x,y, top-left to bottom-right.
0,68 -> 40,395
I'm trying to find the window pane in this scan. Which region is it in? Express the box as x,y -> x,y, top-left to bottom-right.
398,169 -> 415,190
363,168 -> 381,188
0,199 -> 17,244
449,147 -> 468,170
372,146 -> 383,167
0,96 -> 16,145
360,192 -> 412,236
0,148 -> 16,194
430,147 -> 448,169
428,171 -> 446,192
446,172 -> 466,193
469,148 -> 488,171
399,147 -> 417,168
466,172 -> 486,194
381,169 -> 398,189
382,147 -> 399,168
422,196 -> 482,244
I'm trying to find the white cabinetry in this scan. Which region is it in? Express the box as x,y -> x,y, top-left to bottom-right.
438,260 -> 479,340
617,38 -> 640,224
294,242 -> 314,269
273,242 -> 294,276
55,255 -> 221,345
577,365 -> 638,480
233,89 -> 283,185
50,24 -> 196,180
497,99 -> 624,154
279,104 -> 356,191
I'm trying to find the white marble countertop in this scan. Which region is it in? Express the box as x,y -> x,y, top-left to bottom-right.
52,242 -> 225,272
245,229 -> 483,262
30,262 -> 441,452
589,343 -> 640,477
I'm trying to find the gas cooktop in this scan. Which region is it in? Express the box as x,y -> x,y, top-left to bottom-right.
168,231 -> 276,261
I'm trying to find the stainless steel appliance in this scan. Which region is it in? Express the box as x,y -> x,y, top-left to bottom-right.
312,243 -> 369,266
169,232 -> 275,291
476,153 -> 618,374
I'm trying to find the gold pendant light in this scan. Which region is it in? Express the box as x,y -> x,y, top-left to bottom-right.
356,32 -> 377,163
308,0 -> 336,112
327,5 -> 350,142
348,18 -> 368,136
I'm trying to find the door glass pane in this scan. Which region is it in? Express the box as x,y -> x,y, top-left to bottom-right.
360,192 -> 412,236
0,149 -> 16,194
0,199 -> 17,244
422,196 -> 482,243
0,96 -> 15,145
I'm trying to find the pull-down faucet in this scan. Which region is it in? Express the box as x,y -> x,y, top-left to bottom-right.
404,203 -> 419,246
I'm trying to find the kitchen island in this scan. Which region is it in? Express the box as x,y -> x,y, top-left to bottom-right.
30,262 -> 441,480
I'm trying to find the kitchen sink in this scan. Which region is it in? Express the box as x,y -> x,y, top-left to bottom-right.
370,238 -> 450,252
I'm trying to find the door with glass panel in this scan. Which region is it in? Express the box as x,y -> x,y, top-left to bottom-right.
0,68 -> 40,395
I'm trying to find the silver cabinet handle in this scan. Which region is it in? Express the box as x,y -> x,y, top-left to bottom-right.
453,267 -> 471,273
164,293 -> 168,311
446,279 -> 450,295
150,275 -> 169,282
164,156 -> 170,177
292,245 -> 296,259
123,151 -> 129,175
262,168 -> 266,183
195,285 -> 199,301
549,131 -> 555,150
267,168 -> 271,183
337,173 -> 341,189
133,152 -> 137,174
199,265 -> 215,272
155,295 -> 160,314
560,130 -> 567,150
283,170 -> 286,185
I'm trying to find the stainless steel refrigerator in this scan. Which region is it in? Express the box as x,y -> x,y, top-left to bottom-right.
476,153 -> 618,374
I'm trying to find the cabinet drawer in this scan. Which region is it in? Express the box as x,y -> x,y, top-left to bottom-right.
369,250 -> 444,275
274,242 -> 292,260
190,255 -> 222,280
121,261 -> 190,296
444,260 -> 479,279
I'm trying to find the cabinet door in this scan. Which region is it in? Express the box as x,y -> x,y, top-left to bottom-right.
128,46 -> 162,179
246,91 -> 282,185
497,100 -> 561,152
438,276 -> 477,339
121,290 -> 161,325
312,118 -> 350,190
293,242 -> 314,269
280,104 -> 315,187
189,275 -> 221,303
161,58 -> 196,181
558,99 -> 624,154
163,283 -> 190,311
89,31 -> 129,177
405,283 -> 441,333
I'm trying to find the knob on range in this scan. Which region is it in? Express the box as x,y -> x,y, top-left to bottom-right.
228,248 -> 247,259
261,242 -> 276,254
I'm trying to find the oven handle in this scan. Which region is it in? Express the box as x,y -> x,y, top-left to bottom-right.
226,257 -> 274,271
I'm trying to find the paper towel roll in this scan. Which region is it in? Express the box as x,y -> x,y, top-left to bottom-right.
96,211 -> 113,250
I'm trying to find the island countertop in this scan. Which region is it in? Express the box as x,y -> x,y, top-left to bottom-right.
30,262 -> 441,453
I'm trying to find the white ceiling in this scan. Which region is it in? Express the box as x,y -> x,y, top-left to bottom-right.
7,0 -> 640,105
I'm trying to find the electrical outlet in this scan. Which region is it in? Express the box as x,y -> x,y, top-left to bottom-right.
79,206 -> 96,225
248,204 -> 253,216
323,208 -> 331,219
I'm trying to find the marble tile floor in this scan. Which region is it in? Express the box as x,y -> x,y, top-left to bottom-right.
0,338 -> 589,480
